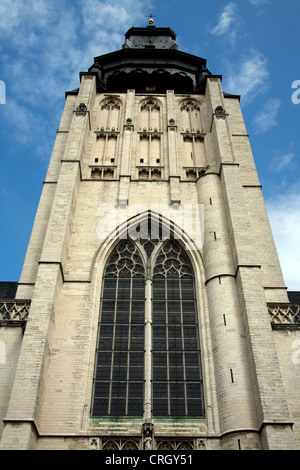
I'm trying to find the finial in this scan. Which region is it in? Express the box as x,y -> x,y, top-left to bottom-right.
147,10 -> 155,25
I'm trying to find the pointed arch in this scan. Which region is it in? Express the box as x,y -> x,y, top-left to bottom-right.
90,210 -> 206,420
91,238 -> 145,418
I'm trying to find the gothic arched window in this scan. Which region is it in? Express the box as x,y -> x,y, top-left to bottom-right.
91,239 -> 145,417
152,240 -> 203,417
91,224 -> 204,419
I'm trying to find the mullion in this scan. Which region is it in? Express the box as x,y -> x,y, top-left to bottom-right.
165,277 -> 170,416
179,277 -> 188,416
125,276 -> 132,415
108,276 -> 119,415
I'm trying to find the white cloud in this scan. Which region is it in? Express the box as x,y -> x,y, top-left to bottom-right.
0,0 -> 56,39
223,51 -> 269,103
211,3 -> 239,43
82,0 -> 140,31
252,98 -> 281,134
268,151 -> 296,173
0,0 -> 147,148
248,0 -> 269,5
266,188 -> 300,291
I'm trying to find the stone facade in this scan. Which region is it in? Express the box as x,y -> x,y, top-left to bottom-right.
0,25 -> 299,450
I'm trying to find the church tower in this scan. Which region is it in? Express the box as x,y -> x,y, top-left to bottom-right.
1,20 -> 299,451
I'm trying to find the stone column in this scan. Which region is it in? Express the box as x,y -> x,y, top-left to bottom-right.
0,75 -> 97,450
119,89 -> 135,207
205,76 -> 296,449
143,278 -> 152,422
166,90 -> 181,207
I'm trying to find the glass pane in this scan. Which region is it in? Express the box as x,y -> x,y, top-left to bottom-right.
110,398 -> 126,415
93,398 -> 109,415
129,367 -> 144,380
185,367 -> 201,381
111,381 -> 126,397
96,367 -> 111,381
153,352 -> 167,367
128,381 -> 143,398
187,399 -> 203,417
100,324 -> 114,337
153,366 -> 168,381
130,352 -> 144,366
169,366 -> 184,381
104,289 -> 116,299
153,382 -> 168,397
127,399 -> 143,416
153,399 -> 168,416
170,399 -> 186,416
102,300 -> 115,311
170,382 -> 184,397
99,337 -> 113,350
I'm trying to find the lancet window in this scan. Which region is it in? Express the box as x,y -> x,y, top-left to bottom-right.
180,100 -> 206,168
94,98 -> 121,167
138,100 -> 162,168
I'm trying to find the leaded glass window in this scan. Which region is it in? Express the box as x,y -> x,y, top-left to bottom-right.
92,239 -> 145,417
91,228 -> 204,419
152,241 -> 203,417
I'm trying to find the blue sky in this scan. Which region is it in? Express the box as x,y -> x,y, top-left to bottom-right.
0,0 -> 299,291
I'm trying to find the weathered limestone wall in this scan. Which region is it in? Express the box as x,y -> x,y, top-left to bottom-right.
1,76 -> 298,450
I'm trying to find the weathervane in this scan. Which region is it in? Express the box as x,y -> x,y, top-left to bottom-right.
147,10 -> 155,25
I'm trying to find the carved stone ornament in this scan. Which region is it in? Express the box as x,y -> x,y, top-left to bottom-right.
181,100 -> 200,112
138,130 -> 162,139
101,98 -> 120,110
122,440 -> 139,451
185,165 -> 210,180
214,105 -> 227,119
167,118 -> 177,131
74,102 -> 88,116
141,100 -> 160,111
89,438 -> 100,450
0,300 -> 30,323
143,421 -> 154,450
124,118 -> 134,131
102,440 -> 119,450
91,166 -> 115,179
78,102 -> 87,111
268,303 -> 300,325
96,128 -> 119,139
182,130 -> 205,141
138,167 -> 162,180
